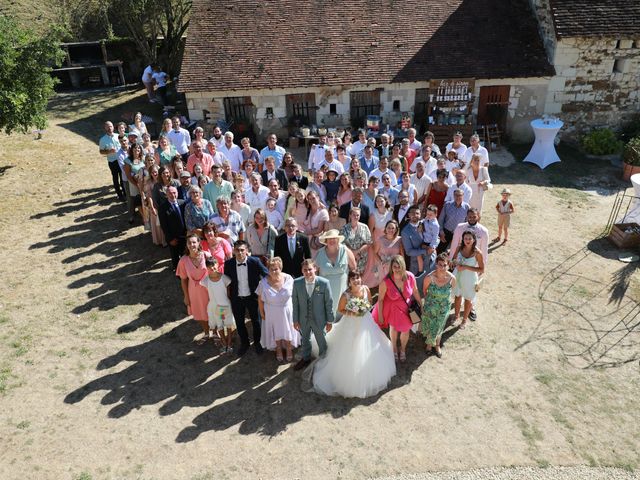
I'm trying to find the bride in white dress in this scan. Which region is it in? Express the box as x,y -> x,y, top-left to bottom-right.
307,271 -> 396,398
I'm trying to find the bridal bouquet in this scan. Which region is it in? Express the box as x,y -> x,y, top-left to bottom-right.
345,297 -> 371,316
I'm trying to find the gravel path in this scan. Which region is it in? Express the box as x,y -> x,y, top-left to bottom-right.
377,466 -> 638,480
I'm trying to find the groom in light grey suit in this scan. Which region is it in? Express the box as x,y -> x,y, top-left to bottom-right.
292,258 -> 334,371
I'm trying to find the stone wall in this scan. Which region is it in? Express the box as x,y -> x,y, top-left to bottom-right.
474,78 -> 550,142
528,0 -> 557,62
185,78 -> 550,144
545,37 -> 640,139
185,83 -> 427,143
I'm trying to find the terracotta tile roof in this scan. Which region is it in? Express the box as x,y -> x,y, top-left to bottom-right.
550,1 -> 640,38
179,0 -> 554,93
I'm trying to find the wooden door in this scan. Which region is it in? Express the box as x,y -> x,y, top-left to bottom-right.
477,86 -> 510,133
223,96 -> 255,141
286,93 -> 317,127
349,90 -> 381,128
414,88 -> 429,134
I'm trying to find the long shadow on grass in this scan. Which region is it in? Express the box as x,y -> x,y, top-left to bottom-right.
64,320 -> 427,438
29,185 -> 185,332
516,236 -> 640,369
49,87 -> 166,143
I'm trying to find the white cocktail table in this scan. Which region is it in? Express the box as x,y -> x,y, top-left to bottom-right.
524,118 -> 564,169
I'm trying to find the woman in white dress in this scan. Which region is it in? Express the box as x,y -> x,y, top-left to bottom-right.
367,194 -> 393,241
257,257 -> 300,362
465,153 -> 491,213
308,271 -> 396,398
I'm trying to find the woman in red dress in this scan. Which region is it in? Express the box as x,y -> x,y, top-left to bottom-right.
426,169 -> 449,214
372,255 -> 421,362
201,222 -> 232,272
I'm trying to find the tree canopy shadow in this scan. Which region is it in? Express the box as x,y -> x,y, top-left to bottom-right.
516,240 -> 640,370
49,87 -> 165,143
29,186 -> 185,332
65,320 -> 427,439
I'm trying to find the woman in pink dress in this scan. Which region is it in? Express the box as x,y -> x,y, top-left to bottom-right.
201,222 -> 232,273
304,190 -> 329,257
336,173 -> 353,206
362,219 -> 403,288
372,255 -> 421,362
287,189 -> 309,234
176,234 -> 212,345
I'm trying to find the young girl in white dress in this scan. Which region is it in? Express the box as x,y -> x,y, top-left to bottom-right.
308,271 -> 396,398
199,257 -> 235,354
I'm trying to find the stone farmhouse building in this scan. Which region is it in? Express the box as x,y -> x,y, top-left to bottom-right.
531,0 -> 640,138
179,0 -> 639,144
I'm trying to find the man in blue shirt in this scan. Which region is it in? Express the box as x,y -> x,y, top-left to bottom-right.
259,133 -> 286,170
401,205 -> 425,275
98,121 -> 125,201
438,189 -> 470,252
420,204 -> 440,274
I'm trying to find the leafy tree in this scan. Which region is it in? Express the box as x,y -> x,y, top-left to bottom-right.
110,0 -> 191,75
0,16 -> 65,134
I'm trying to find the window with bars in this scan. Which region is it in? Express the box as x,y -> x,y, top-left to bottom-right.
223,96 -> 253,123
286,93 -> 317,126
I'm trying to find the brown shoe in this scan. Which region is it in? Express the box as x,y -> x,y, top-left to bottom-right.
294,358 -> 312,371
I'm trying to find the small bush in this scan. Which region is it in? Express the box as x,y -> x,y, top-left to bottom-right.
582,128 -> 623,156
619,114 -> 640,143
623,136 -> 640,166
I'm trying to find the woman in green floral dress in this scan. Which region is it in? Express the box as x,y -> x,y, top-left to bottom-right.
421,253 -> 456,358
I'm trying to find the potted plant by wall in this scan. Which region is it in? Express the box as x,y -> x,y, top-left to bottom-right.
582,128 -> 623,163
623,136 -> 640,181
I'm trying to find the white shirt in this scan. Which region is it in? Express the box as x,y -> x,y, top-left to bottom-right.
308,144 -> 330,171
210,151 -> 228,166
321,159 -> 345,175
141,65 -> 154,83
409,139 -> 422,153
305,280 -> 315,297
397,204 -> 410,223
350,140 -> 367,158
369,168 -> 397,185
209,135 -> 225,149
287,234 -> 297,255
167,128 -> 191,154
444,182 -> 473,204
267,191 -> 287,216
463,145 -> 490,167
449,222 -> 489,266
218,143 -> 243,171
410,172 -> 432,200
446,142 -> 467,160
236,261 -> 250,296
245,185 -> 270,214
411,156 -> 437,174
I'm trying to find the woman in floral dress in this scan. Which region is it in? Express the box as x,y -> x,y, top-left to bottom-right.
421,253 -> 456,358
340,207 -> 372,275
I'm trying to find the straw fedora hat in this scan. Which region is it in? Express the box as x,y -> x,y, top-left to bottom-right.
318,229 -> 344,245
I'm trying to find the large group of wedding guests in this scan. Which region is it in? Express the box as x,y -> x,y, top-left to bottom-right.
99,115 -> 516,398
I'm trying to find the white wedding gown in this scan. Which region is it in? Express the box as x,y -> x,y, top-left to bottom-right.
307,310 -> 396,399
